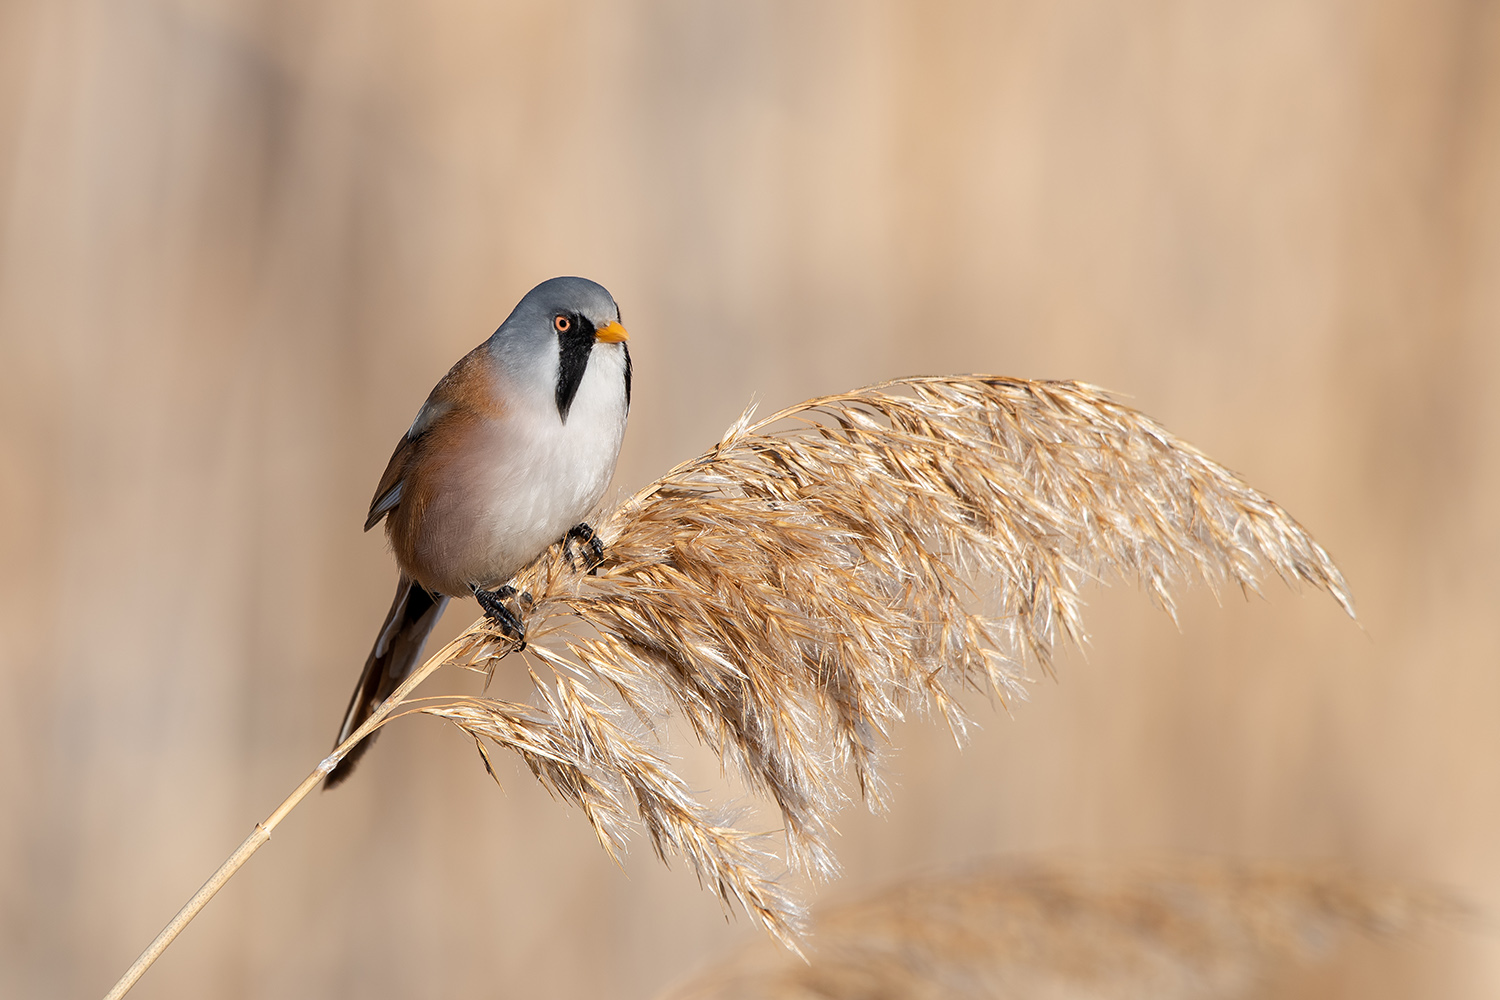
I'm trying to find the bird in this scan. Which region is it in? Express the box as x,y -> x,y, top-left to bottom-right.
325,276 -> 632,788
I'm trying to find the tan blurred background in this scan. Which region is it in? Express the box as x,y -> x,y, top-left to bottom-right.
1,1 -> 1497,997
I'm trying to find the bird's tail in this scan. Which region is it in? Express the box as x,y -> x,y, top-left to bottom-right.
324,575 -> 449,789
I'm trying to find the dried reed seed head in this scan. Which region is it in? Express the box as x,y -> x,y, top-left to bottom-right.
412,377 -> 1354,944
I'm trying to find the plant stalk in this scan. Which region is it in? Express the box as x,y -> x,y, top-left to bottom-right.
101,630 -> 488,1000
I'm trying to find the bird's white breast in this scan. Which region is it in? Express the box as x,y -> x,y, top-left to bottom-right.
460,341 -> 629,587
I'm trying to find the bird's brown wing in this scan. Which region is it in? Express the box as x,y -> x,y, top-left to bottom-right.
365,435 -> 414,530
365,350 -> 497,531
364,390 -> 462,530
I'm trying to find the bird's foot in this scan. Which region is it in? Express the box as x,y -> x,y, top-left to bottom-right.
472,584 -> 527,649
563,522 -> 605,573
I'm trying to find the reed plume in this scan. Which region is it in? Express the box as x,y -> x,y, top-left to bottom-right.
403,376 -> 1354,945
104,376 -> 1358,996
656,857 -> 1457,1000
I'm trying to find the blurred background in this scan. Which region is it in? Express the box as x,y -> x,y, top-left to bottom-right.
1,0 -> 1497,997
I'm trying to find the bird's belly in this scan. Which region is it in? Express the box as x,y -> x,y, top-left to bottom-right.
402,398 -> 625,595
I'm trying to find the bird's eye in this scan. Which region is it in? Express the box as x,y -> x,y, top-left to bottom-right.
554,314 -> 572,333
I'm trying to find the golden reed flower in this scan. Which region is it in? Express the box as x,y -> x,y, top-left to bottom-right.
399,376 -> 1354,946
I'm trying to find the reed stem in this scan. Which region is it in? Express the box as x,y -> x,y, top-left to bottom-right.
100,630 -> 486,1000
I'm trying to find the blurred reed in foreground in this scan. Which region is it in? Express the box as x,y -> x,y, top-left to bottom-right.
655,857 -> 1457,1000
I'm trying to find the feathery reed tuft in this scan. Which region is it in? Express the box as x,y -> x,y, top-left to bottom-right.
409,377 -> 1354,944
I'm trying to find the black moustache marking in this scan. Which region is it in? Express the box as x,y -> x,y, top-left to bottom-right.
555,315 -> 596,422
623,343 -> 632,409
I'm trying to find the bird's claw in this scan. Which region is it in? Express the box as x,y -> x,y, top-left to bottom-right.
472,584 -> 527,649
563,522 -> 606,573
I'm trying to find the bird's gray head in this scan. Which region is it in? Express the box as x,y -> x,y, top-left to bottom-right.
504,276 -> 621,332
489,276 -> 631,421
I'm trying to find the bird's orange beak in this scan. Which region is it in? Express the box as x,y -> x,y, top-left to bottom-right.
595,320 -> 629,343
